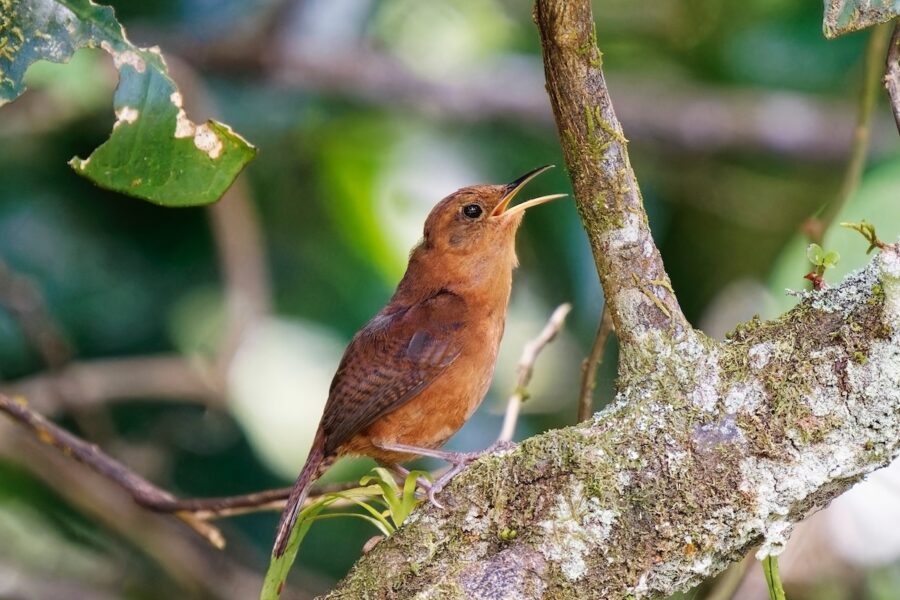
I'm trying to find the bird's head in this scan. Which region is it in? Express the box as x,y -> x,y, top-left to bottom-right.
420,165 -> 566,259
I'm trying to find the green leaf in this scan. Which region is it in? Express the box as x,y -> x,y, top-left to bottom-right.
332,491 -> 396,535
310,511 -> 395,535
395,469 -> 428,527
761,555 -> 788,600
822,250 -> 840,268
823,0 -> 900,39
0,0 -> 256,206
841,220 -> 884,254
806,243 -> 825,266
361,467 -> 404,521
260,500 -> 328,600
258,471 -> 425,598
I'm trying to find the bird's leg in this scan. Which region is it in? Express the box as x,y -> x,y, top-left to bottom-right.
374,441 -> 516,508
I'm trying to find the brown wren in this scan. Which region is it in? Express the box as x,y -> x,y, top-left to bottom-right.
272,165 -> 566,556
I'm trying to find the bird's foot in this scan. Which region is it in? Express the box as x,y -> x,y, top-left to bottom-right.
375,440 -> 518,509
419,441 -> 519,508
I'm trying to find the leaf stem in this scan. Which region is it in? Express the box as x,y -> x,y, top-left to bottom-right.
761,555 -> 788,600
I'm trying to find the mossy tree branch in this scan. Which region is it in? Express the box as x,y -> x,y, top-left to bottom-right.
533,0 -> 688,376
324,1 -> 900,597
327,245 -> 900,599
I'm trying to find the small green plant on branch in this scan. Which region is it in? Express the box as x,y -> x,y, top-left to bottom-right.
841,220 -> 887,254
260,467 -> 428,599
804,243 -> 840,290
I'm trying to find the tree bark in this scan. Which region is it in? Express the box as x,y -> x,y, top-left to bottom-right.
324,1 -> 900,597
326,243 -> 900,598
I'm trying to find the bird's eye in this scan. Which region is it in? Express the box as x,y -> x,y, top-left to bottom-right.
462,203 -> 483,219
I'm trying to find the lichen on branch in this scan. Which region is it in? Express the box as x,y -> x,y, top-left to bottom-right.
326,242 -> 900,599
322,0 -> 900,596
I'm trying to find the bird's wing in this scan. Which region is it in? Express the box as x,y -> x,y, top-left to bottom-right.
319,290 -> 466,455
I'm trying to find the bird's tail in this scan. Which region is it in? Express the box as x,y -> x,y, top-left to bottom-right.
272,434 -> 328,557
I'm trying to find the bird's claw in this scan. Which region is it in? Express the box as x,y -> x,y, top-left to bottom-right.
401,441 -> 519,509
427,484 -> 445,509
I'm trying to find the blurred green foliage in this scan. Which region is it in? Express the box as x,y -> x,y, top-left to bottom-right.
0,0 -> 899,598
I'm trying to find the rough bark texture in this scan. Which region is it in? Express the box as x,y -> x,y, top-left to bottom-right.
325,248 -> 900,599
323,1 -> 900,598
535,0 -> 688,364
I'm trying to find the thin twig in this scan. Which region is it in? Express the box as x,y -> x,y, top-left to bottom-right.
577,305 -> 613,423
208,178 -> 272,376
497,303 -> 571,443
0,392 -> 225,548
0,391 -> 366,525
885,20 -> 900,135
806,22 -> 893,245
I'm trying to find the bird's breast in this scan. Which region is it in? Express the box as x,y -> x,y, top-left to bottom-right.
349,306 -> 509,461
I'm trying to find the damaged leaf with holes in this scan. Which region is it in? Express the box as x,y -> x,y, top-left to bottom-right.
0,0 -> 256,206
822,0 -> 900,38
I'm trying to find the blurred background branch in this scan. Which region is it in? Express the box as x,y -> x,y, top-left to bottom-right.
0,260 -> 73,370
167,28 -> 898,163
805,23 -> 893,245
577,304 -> 613,423
886,20 -> 900,134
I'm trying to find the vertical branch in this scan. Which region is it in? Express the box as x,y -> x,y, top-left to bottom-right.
577,304 -> 613,422
533,0 -> 691,375
806,22 -> 893,245
885,20 -> 900,135
208,178 -> 272,374
165,54 -> 273,376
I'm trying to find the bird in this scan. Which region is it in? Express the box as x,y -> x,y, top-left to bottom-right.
272,165 -> 566,557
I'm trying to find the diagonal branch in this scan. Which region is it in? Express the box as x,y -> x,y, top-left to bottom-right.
0,393 -> 226,548
326,240 -> 900,600
0,391 -> 370,530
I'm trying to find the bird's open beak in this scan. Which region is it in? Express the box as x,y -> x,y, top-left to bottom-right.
491,164 -> 568,218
